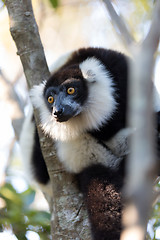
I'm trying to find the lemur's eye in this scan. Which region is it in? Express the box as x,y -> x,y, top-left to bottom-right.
67,87 -> 75,95
48,96 -> 54,104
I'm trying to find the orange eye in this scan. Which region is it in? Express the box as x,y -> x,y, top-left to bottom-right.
67,87 -> 75,95
48,96 -> 54,104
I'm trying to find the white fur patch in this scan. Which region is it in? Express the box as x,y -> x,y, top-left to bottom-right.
80,57 -> 104,82
56,133 -> 122,173
106,128 -> 134,157
79,57 -> 117,131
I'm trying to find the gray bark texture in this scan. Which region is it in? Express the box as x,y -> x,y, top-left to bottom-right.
103,1 -> 160,239
5,0 -> 91,239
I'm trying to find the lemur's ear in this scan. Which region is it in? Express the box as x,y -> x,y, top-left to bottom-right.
79,57 -> 107,84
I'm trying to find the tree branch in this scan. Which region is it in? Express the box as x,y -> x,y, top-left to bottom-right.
4,0 -> 91,239
103,0 -> 135,48
103,1 -> 160,240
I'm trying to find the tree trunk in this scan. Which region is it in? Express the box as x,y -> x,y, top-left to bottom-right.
5,0 -> 91,239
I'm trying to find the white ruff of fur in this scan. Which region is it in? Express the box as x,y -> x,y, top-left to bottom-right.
30,57 -> 117,141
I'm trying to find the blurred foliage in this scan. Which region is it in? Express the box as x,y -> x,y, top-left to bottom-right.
0,182 -> 51,240
133,0 -> 152,11
148,201 -> 160,240
147,181 -> 160,240
48,0 -> 59,8
152,201 -> 160,239
0,0 -> 4,9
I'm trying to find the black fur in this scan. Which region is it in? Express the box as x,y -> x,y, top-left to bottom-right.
77,163 -> 125,240
32,127 -> 50,184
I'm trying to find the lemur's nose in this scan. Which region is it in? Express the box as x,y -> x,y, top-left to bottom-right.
54,108 -> 63,117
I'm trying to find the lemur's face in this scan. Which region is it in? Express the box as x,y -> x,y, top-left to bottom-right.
30,56 -> 116,140
43,66 -> 88,122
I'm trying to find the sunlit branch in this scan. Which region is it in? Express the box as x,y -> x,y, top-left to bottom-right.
102,1 -> 160,240
102,0 -> 135,48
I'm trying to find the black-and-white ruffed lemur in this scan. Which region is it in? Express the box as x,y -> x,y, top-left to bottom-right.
20,47 -> 160,240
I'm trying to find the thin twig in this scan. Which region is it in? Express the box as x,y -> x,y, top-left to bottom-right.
143,0 -> 160,53
102,0 -> 135,48
154,176 -> 160,186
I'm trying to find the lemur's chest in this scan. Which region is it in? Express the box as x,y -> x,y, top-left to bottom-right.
55,133 -> 121,173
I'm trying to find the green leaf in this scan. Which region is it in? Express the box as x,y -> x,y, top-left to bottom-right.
49,0 -> 59,8
0,183 -> 23,206
0,182 -> 50,239
27,210 -> 51,226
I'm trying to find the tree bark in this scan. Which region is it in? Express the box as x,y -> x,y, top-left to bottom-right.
5,0 -> 91,239
103,1 -> 160,239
